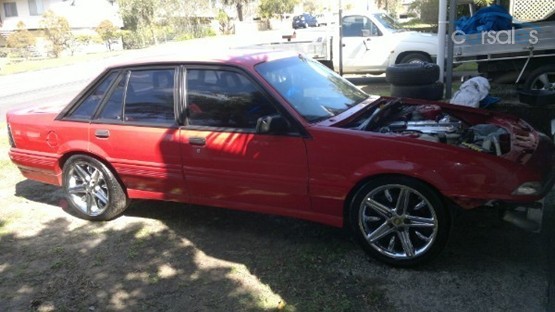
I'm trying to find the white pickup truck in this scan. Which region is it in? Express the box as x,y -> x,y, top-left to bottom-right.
249,12 -> 438,75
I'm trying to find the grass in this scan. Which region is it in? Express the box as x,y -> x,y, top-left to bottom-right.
0,50 -> 124,76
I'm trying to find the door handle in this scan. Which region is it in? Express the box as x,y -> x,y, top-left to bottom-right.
95,129 -> 110,138
188,137 -> 206,146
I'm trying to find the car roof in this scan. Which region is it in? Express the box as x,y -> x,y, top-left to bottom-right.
106,48 -> 298,70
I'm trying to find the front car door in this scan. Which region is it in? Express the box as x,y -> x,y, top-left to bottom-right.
341,14 -> 391,73
180,66 -> 310,214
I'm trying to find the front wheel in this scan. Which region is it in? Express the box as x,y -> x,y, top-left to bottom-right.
349,176 -> 450,267
62,155 -> 129,221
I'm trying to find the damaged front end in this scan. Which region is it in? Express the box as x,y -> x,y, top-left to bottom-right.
341,97 -> 555,232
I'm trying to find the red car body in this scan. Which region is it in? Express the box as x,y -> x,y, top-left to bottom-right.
7,50 -> 554,266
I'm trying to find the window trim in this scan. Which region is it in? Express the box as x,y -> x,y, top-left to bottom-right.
92,66 -> 179,127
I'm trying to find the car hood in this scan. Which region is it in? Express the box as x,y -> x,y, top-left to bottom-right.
317,97 -> 553,169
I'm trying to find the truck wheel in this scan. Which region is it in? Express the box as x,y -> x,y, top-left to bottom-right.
524,64 -> 555,91
391,82 -> 444,100
349,176 -> 450,267
386,63 -> 439,86
398,52 -> 432,64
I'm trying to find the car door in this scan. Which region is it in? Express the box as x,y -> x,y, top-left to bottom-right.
341,15 -> 390,73
88,67 -> 185,201
180,67 -> 310,213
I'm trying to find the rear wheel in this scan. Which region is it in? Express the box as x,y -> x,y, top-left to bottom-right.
62,155 -> 129,221
524,64 -> 555,91
349,176 -> 450,267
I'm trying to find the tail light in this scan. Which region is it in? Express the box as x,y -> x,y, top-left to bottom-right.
7,124 -> 15,148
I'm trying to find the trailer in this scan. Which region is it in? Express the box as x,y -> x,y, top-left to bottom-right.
453,18 -> 555,91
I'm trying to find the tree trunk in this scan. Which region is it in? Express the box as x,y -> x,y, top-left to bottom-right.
236,3 -> 243,21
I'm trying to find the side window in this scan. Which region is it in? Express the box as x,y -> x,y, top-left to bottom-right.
124,69 -> 176,124
342,16 -> 380,37
186,69 -> 279,129
96,68 -> 176,124
67,71 -> 118,120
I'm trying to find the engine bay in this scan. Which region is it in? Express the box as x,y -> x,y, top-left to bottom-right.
346,99 -> 511,156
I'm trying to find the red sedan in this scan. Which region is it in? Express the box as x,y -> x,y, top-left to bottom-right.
7,50 -> 554,266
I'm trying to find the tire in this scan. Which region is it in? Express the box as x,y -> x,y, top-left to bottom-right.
62,155 -> 129,221
386,63 -> 439,86
398,52 -> 432,64
349,176 -> 450,267
523,64 -> 555,91
391,82 -> 444,100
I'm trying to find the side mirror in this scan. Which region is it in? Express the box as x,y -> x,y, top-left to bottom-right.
256,115 -> 289,134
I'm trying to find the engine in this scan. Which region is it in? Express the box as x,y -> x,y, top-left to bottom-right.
351,100 -> 511,156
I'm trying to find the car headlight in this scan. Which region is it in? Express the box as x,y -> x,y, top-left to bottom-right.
512,182 -> 541,195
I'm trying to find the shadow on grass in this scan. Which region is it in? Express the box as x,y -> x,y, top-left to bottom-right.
5,179 -> 553,311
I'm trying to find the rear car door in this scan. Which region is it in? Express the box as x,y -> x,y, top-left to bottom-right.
180,66 -> 310,212
88,67 -> 185,200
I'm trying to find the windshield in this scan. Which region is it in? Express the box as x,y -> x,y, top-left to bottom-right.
373,13 -> 403,31
255,56 -> 368,122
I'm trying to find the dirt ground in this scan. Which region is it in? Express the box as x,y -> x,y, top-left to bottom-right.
0,118 -> 553,312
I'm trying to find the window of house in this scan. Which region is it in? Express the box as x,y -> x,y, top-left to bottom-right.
186,69 -> 279,129
3,2 -> 18,17
67,71 -> 119,120
28,0 -> 44,16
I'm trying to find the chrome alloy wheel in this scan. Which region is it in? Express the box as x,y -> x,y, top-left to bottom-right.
66,161 -> 110,216
358,184 -> 438,260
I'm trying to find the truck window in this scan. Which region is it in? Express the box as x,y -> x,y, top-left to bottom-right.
342,15 -> 380,37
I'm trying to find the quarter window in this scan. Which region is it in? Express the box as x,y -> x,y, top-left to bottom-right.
67,71 -> 118,120
186,69 -> 278,129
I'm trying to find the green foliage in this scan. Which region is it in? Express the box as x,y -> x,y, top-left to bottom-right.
117,0 -> 214,48
6,21 -> 36,59
96,20 -> 121,51
258,0 -> 297,19
410,0 -> 496,25
302,0 -> 320,13
217,9 -> 234,35
40,10 -> 73,58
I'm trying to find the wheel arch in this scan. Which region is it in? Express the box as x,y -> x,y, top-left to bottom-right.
58,151 -> 128,195
395,51 -> 433,64
342,173 -> 452,228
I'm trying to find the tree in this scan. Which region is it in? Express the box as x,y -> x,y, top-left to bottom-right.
258,0 -> 298,29
222,0 -> 252,22
40,10 -> 73,58
6,21 -> 36,59
216,10 -> 234,35
118,0 -> 213,47
96,20 -> 120,51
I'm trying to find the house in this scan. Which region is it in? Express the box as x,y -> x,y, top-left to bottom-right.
0,0 -> 123,54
